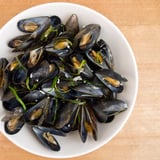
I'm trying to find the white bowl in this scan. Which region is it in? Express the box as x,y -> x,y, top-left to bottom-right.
0,2 -> 138,158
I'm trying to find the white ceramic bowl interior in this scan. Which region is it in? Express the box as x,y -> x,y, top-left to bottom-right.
0,2 -> 138,158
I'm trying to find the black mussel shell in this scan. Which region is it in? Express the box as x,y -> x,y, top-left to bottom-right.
85,106 -> 97,141
41,80 -> 56,97
86,49 -> 108,69
73,24 -> 101,50
3,97 -> 21,111
50,15 -> 61,27
17,16 -> 51,39
55,102 -> 79,132
29,60 -> 59,87
100,44 -> 114,70
25,46 -> 44,68
70,53 -> 93,79
45,57 -> 72,79
60,104 -> 79,133
91,99 -> 128,122
33,126 -> 65,136
2,88 -> 27,111
94,39 -> 107,49
25,97 -> 50,124
40,24 -> 65,44
86,47 -> 114,70
78,105 -> 97,143
4,114 -> 25,134
8,34 -> 31,48
45,37 -> 73,58
91,77 -> 113,99
101,100 -> 128,116
105,115 -> 115,123
65,14 -> 79,36
22,90 -> 46,106
11,67 -> 27,85
44,98 -> 62,125
59,31 -> 75,42
101,86 -> 116,100
95,69 -> 127,93
32,126 -> 60,151
8,34 -> 33,52
69,83 -> 103,99
85,39 -> 114,70
78,106 -> 87,142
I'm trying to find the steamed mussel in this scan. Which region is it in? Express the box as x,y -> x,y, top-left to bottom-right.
2,107 -> 25,134
0,14 -> 128,151
32,126 -> 65,151
4,113 -> 25,135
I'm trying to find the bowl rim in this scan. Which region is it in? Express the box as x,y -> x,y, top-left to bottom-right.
0,2 -> 138,158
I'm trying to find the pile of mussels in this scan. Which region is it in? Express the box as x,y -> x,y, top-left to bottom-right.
0,14 -> 128,151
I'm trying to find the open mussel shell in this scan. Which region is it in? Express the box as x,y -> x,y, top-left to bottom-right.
69,53 -> 93,79
17,16 -> 51,39
41,78 -> 72,99
32,126 -> 61,151
5,54 -> 28,85
73,24 -> 101,50
4,114 -> 25,135
55,102 -> 80,132
95,69 -> 127,93
86,49 -> 108,70
40,23 -> 65,44
86,45 -> 114,70
33,126 -> 66,136
44,55 -> 72,79
91,99 -> 128,123
25,46 -> 44,68
8,34 -> 33,52
8,34 -> 30,48
29,60 -> 59,87
44,98 -> 60,125
78,105 -> 97,143
69,83 -> 103,99
55,80 -> 73,99
45,37 -> 73,58
6,55 -> 22,72
91,76 -> 116,100
92,39 -> 114,70
25,97 -> 50,124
